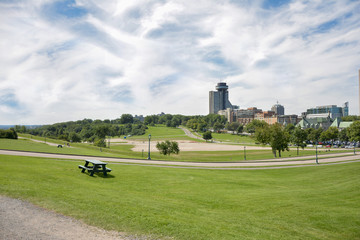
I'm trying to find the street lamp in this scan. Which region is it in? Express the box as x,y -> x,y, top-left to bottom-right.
147,134 -> 151,160
315,142 -> 318,164
354,143 -> 356,155
244,146 -> 246,160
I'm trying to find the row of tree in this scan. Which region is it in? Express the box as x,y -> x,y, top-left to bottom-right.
252,120 -> 360,157
16,115 -> 148,147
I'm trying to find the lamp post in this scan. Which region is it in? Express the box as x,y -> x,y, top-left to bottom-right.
244,146 -> 246,160
147,134 -> 151,160
354,143 -> 356,155
315,142 -> 318,164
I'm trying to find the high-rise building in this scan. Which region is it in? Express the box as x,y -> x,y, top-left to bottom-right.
271,102 -> 285,115
209,82 -> 234,114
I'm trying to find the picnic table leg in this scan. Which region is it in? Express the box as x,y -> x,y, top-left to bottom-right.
101,164 -> 107,176
82,161 -> 89,173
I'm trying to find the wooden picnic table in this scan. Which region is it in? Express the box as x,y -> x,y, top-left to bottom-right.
78,159 -> 111,176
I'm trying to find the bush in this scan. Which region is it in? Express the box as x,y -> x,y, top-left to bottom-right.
156,140 -> 180,155
203,131 -> 212,141
0,129 -> 18,139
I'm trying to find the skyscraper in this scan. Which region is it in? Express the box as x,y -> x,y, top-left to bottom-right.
271,102 -> 285,116
209,82 -> 233,114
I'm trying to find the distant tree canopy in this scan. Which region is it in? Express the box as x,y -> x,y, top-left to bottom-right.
0,128 -> 18,139
342,115 -> 360,121
26,117 -> 147,145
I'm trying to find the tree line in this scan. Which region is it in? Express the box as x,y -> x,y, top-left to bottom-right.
15,114 -> 146,147
251,120 -> 360,157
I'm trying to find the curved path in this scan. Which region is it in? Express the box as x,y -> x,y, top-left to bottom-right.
0,149 -> 359,169
178,126 -> 203,140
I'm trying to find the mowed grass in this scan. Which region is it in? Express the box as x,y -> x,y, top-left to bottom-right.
211,132 -> 256,145
0,138 -> 354,162
0,155 -> 359,240
0,138 -> 143,159
157,149 -> 352,162
127,125 -> 195,141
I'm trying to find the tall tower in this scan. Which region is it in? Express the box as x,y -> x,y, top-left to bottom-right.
209,82 -> 233,114
359,69 -> 360,116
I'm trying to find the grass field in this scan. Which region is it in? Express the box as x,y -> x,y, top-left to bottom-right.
0,138 -> 354,162
211,132 -> 256,145
126,125 -> 195,141
0,155 -> 359,240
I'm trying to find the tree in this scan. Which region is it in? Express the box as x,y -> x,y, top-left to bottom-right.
0,129 -> 18,139
120,114 -> 134,124
292,126 -> 307,155
227,122 -> 240,132
308,128 -> 323,143
69,132 -> 82,143
254,125 -> 270,145
213,122 -> 224,132
94,138 -> 106,147
347,121 -> 360,142
196,120 -> 207,132
236,125 -> 244,135
320,127 -> 339,142
156,140 -> 180,155
285,123 -> 295,135
269,123 -> 290,158
339,128 -> 349,142
202,131 -> 212,142
245,120 -> 267,134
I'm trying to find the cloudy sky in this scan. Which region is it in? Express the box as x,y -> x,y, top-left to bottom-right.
0,0 -> 359,124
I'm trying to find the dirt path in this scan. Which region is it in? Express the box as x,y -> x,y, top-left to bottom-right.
0,195 -> 139,240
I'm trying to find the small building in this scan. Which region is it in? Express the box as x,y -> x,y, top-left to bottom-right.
330,118 -> 353,130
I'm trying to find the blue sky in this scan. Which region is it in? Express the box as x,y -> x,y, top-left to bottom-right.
0,0 -> 359,124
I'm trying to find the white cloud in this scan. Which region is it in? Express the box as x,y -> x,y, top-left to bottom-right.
0,0 -> 359,124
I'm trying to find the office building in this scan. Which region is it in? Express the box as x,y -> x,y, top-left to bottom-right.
271,102 -> 285,115
209,82 -> 234,114
305,103 -> 349,119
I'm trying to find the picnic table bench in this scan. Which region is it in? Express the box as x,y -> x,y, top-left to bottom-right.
78,159 -> 111,176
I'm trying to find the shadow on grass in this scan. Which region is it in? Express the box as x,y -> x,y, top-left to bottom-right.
79,172 -> 116,178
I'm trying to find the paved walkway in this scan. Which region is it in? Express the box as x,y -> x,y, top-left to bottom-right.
0,149 -> 359,169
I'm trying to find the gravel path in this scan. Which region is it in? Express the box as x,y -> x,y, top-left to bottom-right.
0,195 -> 132,240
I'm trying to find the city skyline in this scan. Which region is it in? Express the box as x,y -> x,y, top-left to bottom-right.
0,0 -> 359,125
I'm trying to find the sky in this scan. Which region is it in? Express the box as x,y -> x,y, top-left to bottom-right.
0,0 -> 359,125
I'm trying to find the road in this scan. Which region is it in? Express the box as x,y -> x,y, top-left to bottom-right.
0,149 -> 359,169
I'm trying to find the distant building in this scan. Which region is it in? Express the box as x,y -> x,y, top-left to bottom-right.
271,102 -> 285,115
235,107 -> 262,125
218,108 -> 235,123
297,117 -> 333,130
209,82 -> 234,114
134,115 -> 144,122
330,117 -> 353,130
254,111 -> 277,125
304,103 -> 349,119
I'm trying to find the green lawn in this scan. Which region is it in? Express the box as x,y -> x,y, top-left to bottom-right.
0,155 -> 359,240
0,138 -> 354,162
0,138 -> 143,159
211,132 -> 256,145
126,125 -> 195,141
